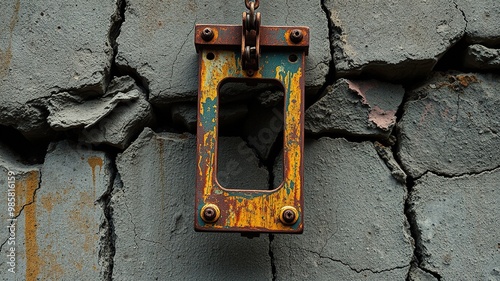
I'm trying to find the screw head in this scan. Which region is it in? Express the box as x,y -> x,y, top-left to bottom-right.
290,29 -> 303,43
279,206 -> 299,225
201,204 -> 220,223
201,27 -> 214,41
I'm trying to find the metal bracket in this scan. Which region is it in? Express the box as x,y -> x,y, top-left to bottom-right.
194,23 -> 309,234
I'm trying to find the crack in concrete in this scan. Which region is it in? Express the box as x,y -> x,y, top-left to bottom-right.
268,234 -> 277,281
453,0 -> 468,31
405,189 -> 444,281
169,22 -> 196,90
107,0 -> 126,90
415,165 -> 500,182
285,0 -> 290,26
97,154 -> 117,281
303,248 -> 411,274
0,170 -> 42,253
310,0 -> 337,108
122,191 -> 140,250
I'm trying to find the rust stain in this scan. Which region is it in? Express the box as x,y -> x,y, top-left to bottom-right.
23,171 -> 41,281
39,245 -> 64,280
436,74 -> 479,91
0,0 -> 20,79
455,74 -> 478,87
88,156 -> 103,200
41,192 -> 60,213
74,261 -> 83,271
68,209 -> 94,253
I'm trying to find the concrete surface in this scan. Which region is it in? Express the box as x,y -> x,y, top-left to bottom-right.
456,0 -> 500,46
111,128 -> 272,280
0,144 -> 40,281
0,0 -> 116,139
272,138 -> 413,280
409,170 -> 500,280
0,0 -> 499,280
463,44 -> 500,70
305,78 -> 404,139
0,141 -> 112,280
324,0 -> 466,81
398,72 -> 500,178
116,0 -> 330,106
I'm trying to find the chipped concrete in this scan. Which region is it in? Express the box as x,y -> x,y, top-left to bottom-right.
463,44 -> 500,70
324,0 -> 466,81
47,91 -> 141,130
0,0 -> 499,280
0,0 -> 116,138
116,0 -> 330,107
305,78 -> 404,139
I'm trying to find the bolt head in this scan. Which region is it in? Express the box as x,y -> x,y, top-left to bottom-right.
290,29 -> 303,43
279,206 -> 299,225
201,204 -> 220,223
201,27 -> 214,41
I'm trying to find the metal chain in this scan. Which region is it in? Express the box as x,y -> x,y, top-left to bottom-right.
242,0 -> 261,75
245,0 -> 259,9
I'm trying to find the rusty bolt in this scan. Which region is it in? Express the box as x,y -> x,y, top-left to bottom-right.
279,206 -> 299,225
201,27 -> 214,41
290,29 -> 303,43
201,204 -> 220,223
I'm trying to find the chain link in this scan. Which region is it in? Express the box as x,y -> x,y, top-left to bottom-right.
245,0 -> 259,9
242,0 -> 261,74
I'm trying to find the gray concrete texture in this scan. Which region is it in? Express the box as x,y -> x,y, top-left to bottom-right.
116,0 -> 330,106
455,0 -> 500,46
409,170 -> 500,280
398,72 -> 500,178
0,0 -> 116,140
111,129 -> 272,280
0,141 -> 112,280
463,44 -> 500,70
305,78 -> 405,139
324,0 -> 466,81
272,138 -> 413,280
0,0 -> 499,280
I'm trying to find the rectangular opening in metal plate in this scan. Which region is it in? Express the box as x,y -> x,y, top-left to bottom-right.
217,80 -> 284,191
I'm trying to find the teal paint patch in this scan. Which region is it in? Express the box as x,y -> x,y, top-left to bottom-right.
196,203 -> 206,227
261,51 -> 301,79
200,97 -> 217,129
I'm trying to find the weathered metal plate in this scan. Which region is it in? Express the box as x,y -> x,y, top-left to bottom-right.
195,25 -> 308,234
195,25 -> 309,54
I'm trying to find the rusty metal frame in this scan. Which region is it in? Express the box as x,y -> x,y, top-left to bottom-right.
195,24 -> 309,234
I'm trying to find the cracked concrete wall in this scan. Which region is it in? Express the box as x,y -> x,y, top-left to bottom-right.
0,0 -> 499,280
